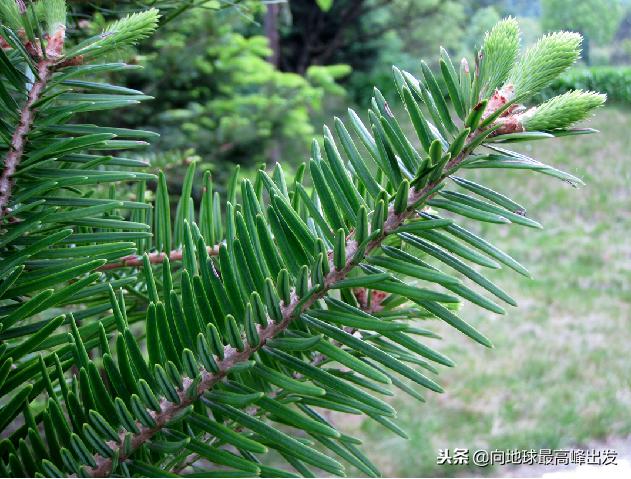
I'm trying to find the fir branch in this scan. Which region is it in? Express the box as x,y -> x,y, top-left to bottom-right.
85,138 -> 473,478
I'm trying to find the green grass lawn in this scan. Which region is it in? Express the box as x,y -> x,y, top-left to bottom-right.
343,105 -> 631,476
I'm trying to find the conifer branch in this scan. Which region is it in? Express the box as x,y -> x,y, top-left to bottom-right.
86,142 -> 472,478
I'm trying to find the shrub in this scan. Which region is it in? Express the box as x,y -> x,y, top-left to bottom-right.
0,7 -> 604,478
541,66 -> 631,103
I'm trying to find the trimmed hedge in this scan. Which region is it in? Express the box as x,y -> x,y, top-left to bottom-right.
540,66 -> 631,103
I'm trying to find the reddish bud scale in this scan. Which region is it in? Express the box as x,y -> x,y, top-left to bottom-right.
484,84 -> 515,119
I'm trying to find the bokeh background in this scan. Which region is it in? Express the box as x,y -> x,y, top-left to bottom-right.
69,0 -> 631,476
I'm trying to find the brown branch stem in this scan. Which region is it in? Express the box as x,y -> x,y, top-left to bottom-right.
97,244 -> 222,271
0,58 -> 54,218
86,144 -> 473,477
0,26 -> 67,218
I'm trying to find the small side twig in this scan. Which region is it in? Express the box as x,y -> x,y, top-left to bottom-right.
97,244 -> 222,271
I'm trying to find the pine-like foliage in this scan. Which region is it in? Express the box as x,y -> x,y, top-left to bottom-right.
0,2 -> 604,478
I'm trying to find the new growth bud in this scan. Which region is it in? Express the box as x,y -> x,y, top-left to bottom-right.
479,23 -> 598,135
492,90 -> 605,135
508,31 -> 582,100
479,17 -> 520,97
521,90 -> 606,131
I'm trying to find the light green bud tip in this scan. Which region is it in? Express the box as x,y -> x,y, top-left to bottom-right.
522,90 -> 606,131
508,31 -> 582,99
102,8 -> 160,46
41,0 -> 67,34
480,16 -> 520,96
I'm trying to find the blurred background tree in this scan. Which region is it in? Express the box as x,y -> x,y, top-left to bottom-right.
272,0 -> 465,104
541,0 -> 623,64
64,0 -> 350,186
132,4 -> 350,168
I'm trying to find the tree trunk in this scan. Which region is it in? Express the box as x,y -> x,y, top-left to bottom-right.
264,3 -> 281,68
